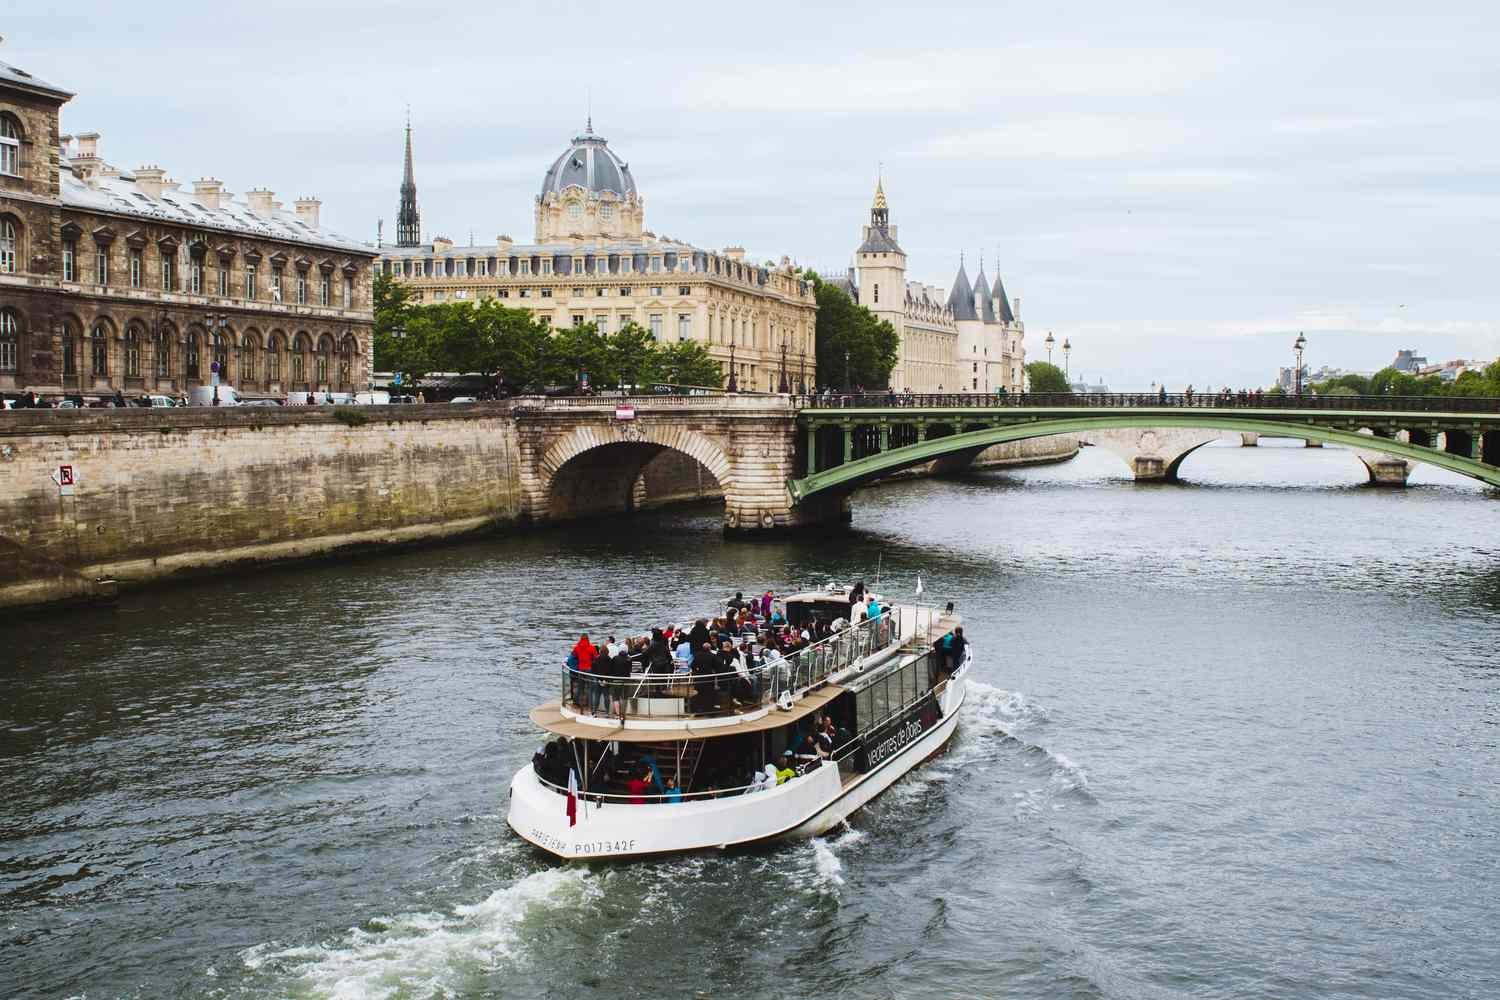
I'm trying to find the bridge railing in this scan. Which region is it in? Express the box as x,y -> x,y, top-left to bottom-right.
799,392 -> 1500,415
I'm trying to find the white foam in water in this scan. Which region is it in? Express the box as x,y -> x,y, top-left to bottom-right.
239,866 -> 597,998
964,680 -> 1049,733
811,839 -> 845,887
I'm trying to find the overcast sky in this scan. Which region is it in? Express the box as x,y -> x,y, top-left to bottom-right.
7,2 -> 1498,388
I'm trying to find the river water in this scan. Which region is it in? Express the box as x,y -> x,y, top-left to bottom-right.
3,441 -> 1499,1000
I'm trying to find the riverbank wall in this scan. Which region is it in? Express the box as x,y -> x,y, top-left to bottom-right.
0,405 -> 526,612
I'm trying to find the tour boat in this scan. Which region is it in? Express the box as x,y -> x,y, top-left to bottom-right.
506,586 -> 970,860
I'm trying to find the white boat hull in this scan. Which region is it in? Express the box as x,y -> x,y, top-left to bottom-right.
506,667 -> 967,861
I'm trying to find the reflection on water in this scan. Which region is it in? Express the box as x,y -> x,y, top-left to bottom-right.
3,442 -> 1499,999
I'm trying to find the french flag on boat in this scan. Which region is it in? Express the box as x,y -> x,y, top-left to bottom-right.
566,767 -> 579,827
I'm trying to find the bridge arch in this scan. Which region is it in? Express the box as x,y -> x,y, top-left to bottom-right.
536,424 -> 732,521
788,415 -> 1500,503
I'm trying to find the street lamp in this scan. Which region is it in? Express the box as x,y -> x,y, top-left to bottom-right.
1293,332 -> 1307,395
778,339 -> 789,394
1044,331 -> 1055,364
797,352 -> 806,394
727,342 -> 738,392
1062,337 -> 1071,379
843,349 -> 850,392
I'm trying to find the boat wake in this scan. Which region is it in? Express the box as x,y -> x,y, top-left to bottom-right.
960,681 -> 1094,819
808,823 -> 866,890
238,866 -> 599,998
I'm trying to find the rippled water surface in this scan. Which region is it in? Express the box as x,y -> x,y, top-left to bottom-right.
4,442 -> 1499,999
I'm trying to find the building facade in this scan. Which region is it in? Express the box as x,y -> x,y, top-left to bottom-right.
837,181 -> 1027,394
377,123 -> 818,393
0,59 -> 376,401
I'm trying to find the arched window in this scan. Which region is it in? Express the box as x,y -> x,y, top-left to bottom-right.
0,217 -> 17,274
291,334 -> 308,384
185,330 -> 200,378
315,337 -> 332,386
241,334 -> 258,384
62,321 -> 77,376
267,334 -> 282,382
124,325 -> 142,377
339,335 -> 355,387
0,115 -> 20,176
90,322 -> 108,376
154,327 -> 171,377
211,331 -> 229,382
0,309 -> 18,372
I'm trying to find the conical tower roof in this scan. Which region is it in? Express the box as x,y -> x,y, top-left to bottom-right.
947,260 -> 977,321
396,116 -> 421,247
974,262 -> 997,323
992,269 -> 1015,323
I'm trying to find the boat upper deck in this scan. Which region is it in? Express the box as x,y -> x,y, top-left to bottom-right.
541,591 -> 960,737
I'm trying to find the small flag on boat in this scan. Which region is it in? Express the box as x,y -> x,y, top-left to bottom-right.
566,767 -> 579,827
915,575 -> 924,597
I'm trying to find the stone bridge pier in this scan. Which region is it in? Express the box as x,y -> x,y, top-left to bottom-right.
1081,427 -> 1233,481
513,397 -> 846,534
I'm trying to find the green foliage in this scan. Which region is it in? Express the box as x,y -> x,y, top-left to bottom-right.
1311,362 -> 1500,399
1024,361 -> 1071,394
331,406 -> 370,427
802,271 -> 900,390
371,278 -> 723,392
1265,385 -> 1287,396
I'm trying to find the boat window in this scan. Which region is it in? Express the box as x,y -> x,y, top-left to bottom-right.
905,660 -> 920,705
857,687 -> 873,727
872,675 -> 889,723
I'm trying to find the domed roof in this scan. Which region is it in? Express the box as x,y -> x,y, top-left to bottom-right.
539,125 -> 637,200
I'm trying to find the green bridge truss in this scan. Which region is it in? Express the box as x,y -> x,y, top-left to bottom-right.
786,407 -> 1500,502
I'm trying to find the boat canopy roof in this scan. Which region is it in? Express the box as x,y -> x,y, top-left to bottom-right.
529,684 -> 847,742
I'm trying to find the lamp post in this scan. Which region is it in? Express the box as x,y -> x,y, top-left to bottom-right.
797,352 -> 806,394
1062,337 -> 1071,379
1293,332 -> 1307,395
1044,331 -> 1055,364
843,349 -> 850,392
778,339 -> 789,394
727,342 -> 738,392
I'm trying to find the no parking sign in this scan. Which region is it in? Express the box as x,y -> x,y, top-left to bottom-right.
53,464 -> 75,496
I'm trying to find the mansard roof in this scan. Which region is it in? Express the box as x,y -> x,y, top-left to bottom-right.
0,60 -> 73,100
993,271 -> 1015,323
947,262 -> 977,320
973,264 -> 997,324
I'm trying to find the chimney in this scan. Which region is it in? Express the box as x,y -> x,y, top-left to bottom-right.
134,165 -> 168,199
246,188 -> 276,216
724,246 -> 745,262
59,133 -> 73,158
497,234 -> 513,251
294,197 -> 321,229
432,235 -> 453,251
75,131 -> 101,159
192,178 -> 225,210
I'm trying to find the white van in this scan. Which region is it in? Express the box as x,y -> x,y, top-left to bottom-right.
189,385 -> 242,406
354,391 -> 391,406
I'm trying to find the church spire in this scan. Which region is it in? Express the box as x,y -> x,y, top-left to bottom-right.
396,112 -> 421,248
870,175 -> 888,229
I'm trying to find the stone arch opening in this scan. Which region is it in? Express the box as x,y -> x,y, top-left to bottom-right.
547,442 -> 726,521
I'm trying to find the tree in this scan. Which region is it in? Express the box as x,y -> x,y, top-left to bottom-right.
801,271 -> 900,390
654,339 -> 723,388
372,272 -> 421,382
1024,361 -> 1071,394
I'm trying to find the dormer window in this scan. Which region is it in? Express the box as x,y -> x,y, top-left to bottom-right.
600,202 -> 614,222
567,201 -> 583,222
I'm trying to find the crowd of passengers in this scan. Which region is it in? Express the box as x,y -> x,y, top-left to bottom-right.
532,709 -> 854,804
564,584 -> 888,716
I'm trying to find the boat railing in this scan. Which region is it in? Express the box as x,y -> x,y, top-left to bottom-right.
559,612 -> 900,720
533,768 -> 818,803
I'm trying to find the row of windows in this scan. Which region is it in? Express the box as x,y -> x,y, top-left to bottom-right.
563,200 -> 617,222
1,216 -> 360,309
386,252 -> 777,288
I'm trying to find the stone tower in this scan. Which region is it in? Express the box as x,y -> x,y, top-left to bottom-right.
396,117 -> 420,248
854,177 -> 906,328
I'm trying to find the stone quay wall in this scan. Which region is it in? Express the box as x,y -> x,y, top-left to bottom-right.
0,404 -> 525,611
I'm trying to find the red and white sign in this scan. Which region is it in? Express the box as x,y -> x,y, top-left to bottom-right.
58,465 -> 74,486
614,405 -> 637,421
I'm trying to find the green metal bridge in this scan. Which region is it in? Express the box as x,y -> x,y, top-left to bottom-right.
788,392 -> 1500,502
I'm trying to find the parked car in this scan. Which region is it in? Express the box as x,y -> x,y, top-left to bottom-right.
241,398 -> 284,407
449,396 -> 478,404
188,385 -> 243,406
354,391 -> 391,406
144,394 -> 178,408
54,399 -> 80,408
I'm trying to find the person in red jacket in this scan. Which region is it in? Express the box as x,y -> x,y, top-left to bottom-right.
625,766 -> 654,804
570,633 -> 597,712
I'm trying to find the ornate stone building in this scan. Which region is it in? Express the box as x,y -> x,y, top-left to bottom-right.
836,181 -> 1026,394
0,58 -> 376,401
377,122 -> 818,393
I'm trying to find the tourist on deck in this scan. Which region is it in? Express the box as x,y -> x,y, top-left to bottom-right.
727,591 -> 746,615
663,774 -> 682,803
866,596 -> 881,622
647,629 -> 672,674
689,618 -> 711,652
569,633 -> 596,711
672,636 -> 694,672
626,766 -> 654,804
776,751 -> 797,784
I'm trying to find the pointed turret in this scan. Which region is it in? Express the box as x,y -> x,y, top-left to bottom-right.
974,262 -> 997,324
992,268 -> 1015,323
396,116 -> 421,248
947,259 -> 977,321
857,175 -> 902,254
